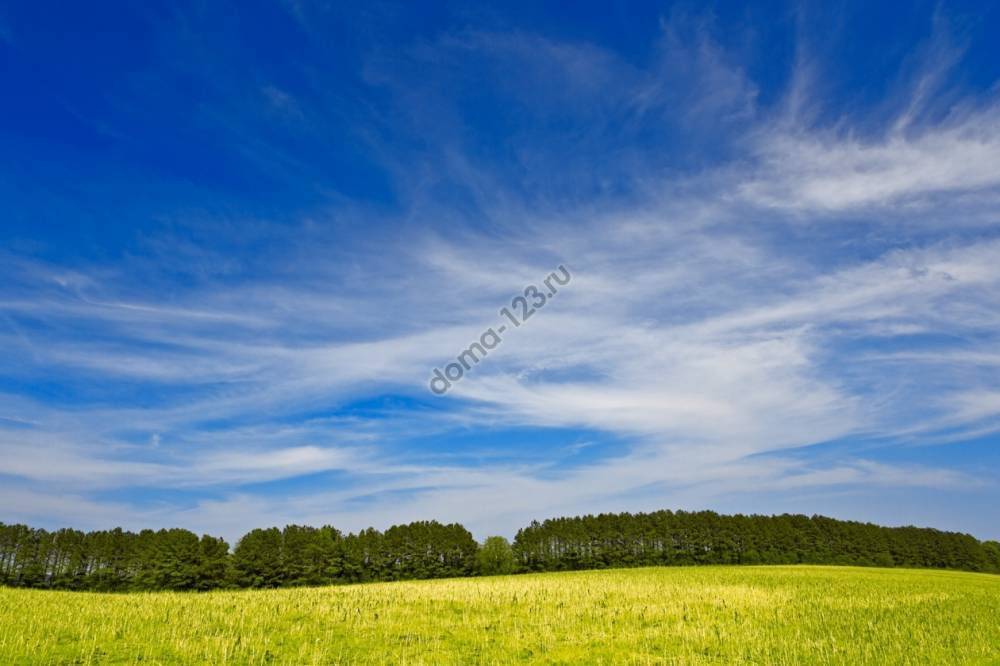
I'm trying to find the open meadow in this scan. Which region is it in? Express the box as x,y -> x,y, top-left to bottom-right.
1,565 -> 998,664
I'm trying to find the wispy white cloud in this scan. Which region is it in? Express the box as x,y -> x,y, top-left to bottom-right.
741,108 -> 1000,212
739,14 -> 1000,215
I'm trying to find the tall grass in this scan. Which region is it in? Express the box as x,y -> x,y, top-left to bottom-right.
1,565 -> 998,664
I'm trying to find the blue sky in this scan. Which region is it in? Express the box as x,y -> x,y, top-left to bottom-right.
2,1 -> 1000,543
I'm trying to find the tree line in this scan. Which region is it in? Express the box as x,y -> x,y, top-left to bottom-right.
513,510 -> 1000,573
1,510 -> 998,591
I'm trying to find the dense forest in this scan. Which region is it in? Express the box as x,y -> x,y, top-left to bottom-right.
513,511 -> 1000,572
2,510 -> 998,591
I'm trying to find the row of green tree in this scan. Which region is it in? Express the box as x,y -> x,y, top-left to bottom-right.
1,511 -> 997,591
512,510 -> 1000,573
0,521 -> 480,591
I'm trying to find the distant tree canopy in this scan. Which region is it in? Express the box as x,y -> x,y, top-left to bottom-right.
477,536 -> 516,576
511,511 -> 1000,574
1,511 -> 997,591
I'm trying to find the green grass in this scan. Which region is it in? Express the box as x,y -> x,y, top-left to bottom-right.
1,566 -> 998,664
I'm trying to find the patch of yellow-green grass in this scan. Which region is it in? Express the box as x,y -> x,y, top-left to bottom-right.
1,566 -> 998,664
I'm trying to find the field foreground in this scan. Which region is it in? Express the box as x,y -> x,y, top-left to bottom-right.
1,566 -> 999,664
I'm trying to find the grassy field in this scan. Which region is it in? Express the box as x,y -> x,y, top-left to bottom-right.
1,566 -> 998,665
